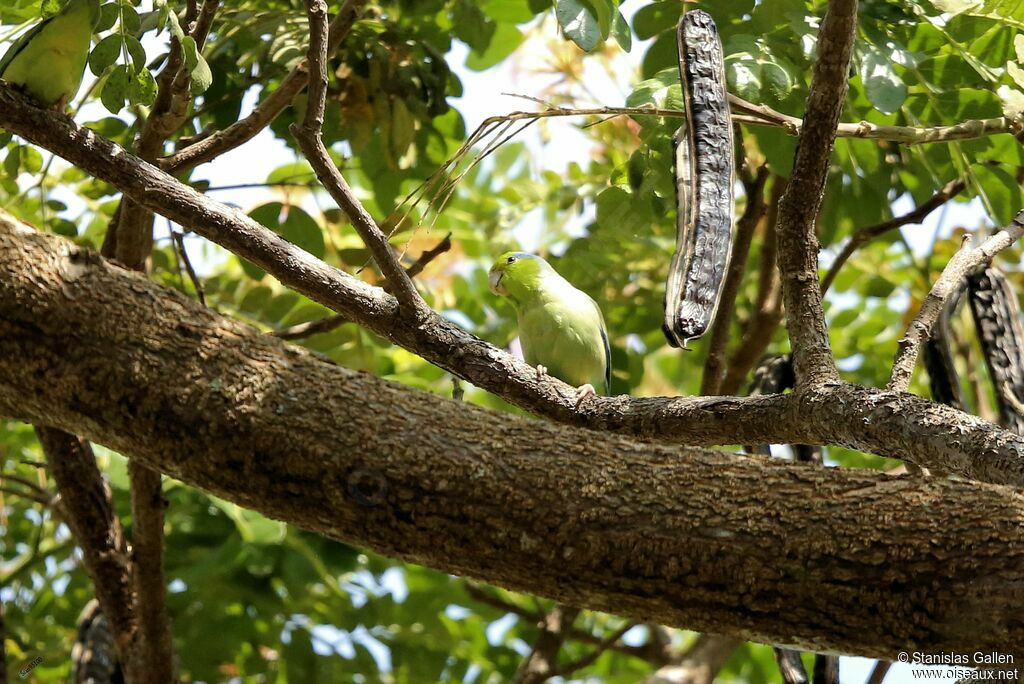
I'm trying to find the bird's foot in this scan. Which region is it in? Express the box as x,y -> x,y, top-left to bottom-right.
535,365 -> 547,382
574,383 -> 597,407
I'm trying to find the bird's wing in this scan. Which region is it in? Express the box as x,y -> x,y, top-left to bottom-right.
0,20 -> 49,77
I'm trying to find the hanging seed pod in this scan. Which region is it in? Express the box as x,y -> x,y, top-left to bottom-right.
967,267 -> 1024,434
663,9 -> 735,349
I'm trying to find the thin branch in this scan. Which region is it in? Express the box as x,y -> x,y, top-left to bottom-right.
867,660 -> 892,684
888,217 -> 1024,392
464,584 -> 656,662
404,232 -> 452,279
557,621 -> 637,676
273,232 -> 452,340
162,0 -> 366,173
0,472 -> 49,496
127,462 -> 174,683
34,429 -> 135,665
700,166 -> 769,395
512,603 -> 581,684
0,485 -> 52,507
171,231 -> 206,306
274,314 -> 349,341
644,635 -> 742,684
821,177 -> 968,294
774,0 -> 857,386
721,176 -> 786,395
292,0 -> 423,312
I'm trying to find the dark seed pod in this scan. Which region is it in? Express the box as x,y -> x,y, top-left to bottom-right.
664,10 -> 735,349
923,286 -> 964,410
967,267 -> 1024,434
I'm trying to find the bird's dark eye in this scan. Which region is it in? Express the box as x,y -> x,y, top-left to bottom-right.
507,256 -> 517,264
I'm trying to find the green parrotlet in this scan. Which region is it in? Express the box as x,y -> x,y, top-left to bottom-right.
489,252 -> 610,400
0,0 -> 101,109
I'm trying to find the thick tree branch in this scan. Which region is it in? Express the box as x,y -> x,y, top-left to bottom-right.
821,177 -> 968,295
3,222 -> 1024,660
4,99 -> 1024,484
888,220 -> 1024,392
774,0 -> 857,386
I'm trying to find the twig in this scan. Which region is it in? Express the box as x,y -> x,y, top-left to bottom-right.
557,621 -> 637,675
275,314 -> 349,340
292,0 -> 423,312
0,485 -> 51,507
888,215 -> 1024,392
0,472 -> 49,496
272,232 -> 452,340
172,230 -> 206,306
721,176 -> 786,394
162,0 -> 367,172
404,232 -> 452,279
867,660 -> 892,684
773,0 -> 857,387
463,583 -> 655,662
700,166 -> 769,395
821,177 -> 968,294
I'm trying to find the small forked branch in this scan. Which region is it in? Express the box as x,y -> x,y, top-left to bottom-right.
291,0 -> 425,313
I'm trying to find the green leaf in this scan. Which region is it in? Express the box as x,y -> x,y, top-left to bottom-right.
972,163 -> 1021,226
556,0 -> 603,52
89,35 -> 122,77
632,1 -> 680,40
129,67 -> 157,105
124,35 -> 147,72
465,23 -> 524,70
180,36 -> 213,94
611,9 -> 632,52
249,203 -> 325,260
859,47 -> 907,114
453,0 -> 497,53
4,146 -> 21,178
101,65 -> 130,114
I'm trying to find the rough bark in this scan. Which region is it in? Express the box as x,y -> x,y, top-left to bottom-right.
2,220 -> 1024,659
2,103 -> 1024,486
774,0 -> 857,386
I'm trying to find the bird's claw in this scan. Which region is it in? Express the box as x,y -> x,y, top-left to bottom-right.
535,365 -> 547,382
574,384 -> 597,407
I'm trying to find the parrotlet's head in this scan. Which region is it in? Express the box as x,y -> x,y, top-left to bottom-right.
489,252 -> 552,305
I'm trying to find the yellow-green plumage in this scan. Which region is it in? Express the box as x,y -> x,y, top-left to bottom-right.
489,252 -> 611,395
0,0 -> 100,108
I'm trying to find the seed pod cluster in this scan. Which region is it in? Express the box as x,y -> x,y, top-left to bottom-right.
663,9 -> 735,349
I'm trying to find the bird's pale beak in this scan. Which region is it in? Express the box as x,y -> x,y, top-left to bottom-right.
488,269 -> 505,295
